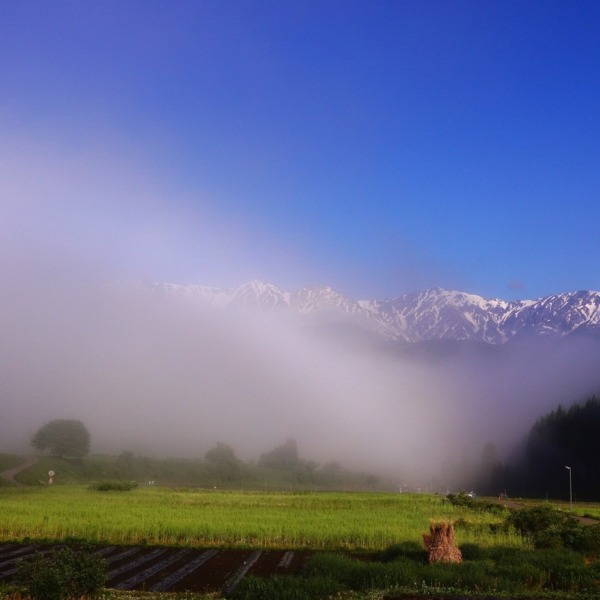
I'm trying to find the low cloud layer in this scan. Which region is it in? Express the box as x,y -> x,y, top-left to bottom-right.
2,266 -> 599,489
1,277 -> 449,469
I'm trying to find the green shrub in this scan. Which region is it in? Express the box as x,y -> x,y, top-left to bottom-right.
507,505 -> 564,537
17,545 -> 107,600
507,505 -> 600,553
446,492 -> 506,515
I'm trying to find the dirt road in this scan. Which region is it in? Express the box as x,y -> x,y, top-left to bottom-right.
0,457 -> 38,486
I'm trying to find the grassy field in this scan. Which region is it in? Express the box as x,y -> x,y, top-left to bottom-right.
0,486 -> 521,550
567,504 -> 600,520
3,485 -> 600,599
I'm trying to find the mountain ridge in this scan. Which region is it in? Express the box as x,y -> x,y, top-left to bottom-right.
142,280 -> 600,345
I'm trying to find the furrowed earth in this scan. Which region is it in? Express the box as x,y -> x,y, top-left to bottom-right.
0,542 -> 312,595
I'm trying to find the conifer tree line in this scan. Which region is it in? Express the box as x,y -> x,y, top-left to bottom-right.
481,396 -> 600,501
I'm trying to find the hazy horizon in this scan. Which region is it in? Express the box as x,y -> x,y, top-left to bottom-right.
3,273 -> 599,488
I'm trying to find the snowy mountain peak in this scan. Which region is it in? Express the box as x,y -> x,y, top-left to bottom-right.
291,285 -> 356,313
230,280 -> 290,309
143,281 -> 600,345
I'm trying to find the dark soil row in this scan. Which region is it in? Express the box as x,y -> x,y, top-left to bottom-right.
0,542 -> 312,594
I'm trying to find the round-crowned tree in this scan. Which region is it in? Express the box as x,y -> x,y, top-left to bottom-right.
31,419 -> 90,458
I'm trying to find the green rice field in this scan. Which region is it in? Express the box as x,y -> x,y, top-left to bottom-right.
0,486 -> 522,550
3,486 -> 600,599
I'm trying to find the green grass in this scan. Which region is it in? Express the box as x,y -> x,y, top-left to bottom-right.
253,546 -> 600,599
3,487 -> 600,599
0,591 -> 221,600
0,486 -> 520,550
567,505 -> 600,520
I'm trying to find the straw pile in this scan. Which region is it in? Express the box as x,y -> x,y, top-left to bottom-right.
422,521 -> 462,564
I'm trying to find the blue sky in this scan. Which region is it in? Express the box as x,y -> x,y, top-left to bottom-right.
2,0 -> 600,300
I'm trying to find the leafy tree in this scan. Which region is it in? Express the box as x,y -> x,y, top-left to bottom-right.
258,438 -> 298,470
31,419 -> 90,458
205,442 -> 245,481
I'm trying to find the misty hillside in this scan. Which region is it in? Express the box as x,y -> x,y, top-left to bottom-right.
3,277 -> 600,484
7,446 -> 383,492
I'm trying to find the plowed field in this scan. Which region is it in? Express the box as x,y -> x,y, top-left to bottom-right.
0,542 -> 312,595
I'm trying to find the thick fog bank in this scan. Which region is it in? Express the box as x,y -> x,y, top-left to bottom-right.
1,278 -> 599,488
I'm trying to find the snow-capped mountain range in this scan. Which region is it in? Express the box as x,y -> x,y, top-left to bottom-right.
144,280 -> 600,345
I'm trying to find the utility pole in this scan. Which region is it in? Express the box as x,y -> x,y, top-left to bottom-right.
565,466 -> 572,510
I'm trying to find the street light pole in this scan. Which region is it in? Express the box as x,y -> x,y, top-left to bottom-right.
565,466 -> 572,510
